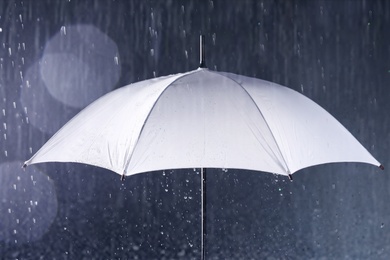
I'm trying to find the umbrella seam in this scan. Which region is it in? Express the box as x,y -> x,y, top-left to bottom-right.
123,69 -> 203,174
207,70 -> 291,175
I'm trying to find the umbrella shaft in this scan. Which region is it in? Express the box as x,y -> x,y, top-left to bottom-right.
201,168 -> 207,260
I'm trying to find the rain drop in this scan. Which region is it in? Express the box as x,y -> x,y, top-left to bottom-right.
260,44 -> 265,51
61,26 -> 67,35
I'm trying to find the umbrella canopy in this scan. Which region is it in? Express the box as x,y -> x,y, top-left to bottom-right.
24,68 -> 381,177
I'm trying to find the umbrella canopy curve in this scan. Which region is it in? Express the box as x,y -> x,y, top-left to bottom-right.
24,68 -> 382,178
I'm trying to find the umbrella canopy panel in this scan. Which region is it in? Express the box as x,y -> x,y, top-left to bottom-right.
24,72 -> 192,174
219,72 -> 380,174
128,69 -> 289,175
25,68 -> 380,177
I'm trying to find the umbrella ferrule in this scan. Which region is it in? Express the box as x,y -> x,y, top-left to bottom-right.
199,35 -> 206,68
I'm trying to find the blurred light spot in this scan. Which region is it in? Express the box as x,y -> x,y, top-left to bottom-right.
40,24 -> 120,108
0,161 -> 58,245
20,62 -> 79,135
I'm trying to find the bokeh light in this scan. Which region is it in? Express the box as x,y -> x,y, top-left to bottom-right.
0,161 -> 58,245
20,62 -> 78,135
40,24 -> 120,108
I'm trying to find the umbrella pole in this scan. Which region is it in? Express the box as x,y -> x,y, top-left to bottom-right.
201,167 -> 207,260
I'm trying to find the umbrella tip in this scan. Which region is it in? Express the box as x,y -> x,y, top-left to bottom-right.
379,164 -> 384,170
288,174 -> 293,181
199,35 -> 206,68
121,172 -> 125,181
22,162 -> 27,170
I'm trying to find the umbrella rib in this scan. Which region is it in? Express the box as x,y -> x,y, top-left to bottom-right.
208,70 -> 291,176
122,69 -> 202,175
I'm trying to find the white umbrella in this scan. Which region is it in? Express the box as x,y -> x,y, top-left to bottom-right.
24,36 -> 382,259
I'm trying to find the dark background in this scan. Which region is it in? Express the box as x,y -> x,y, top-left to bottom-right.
1,0 -> 389,259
